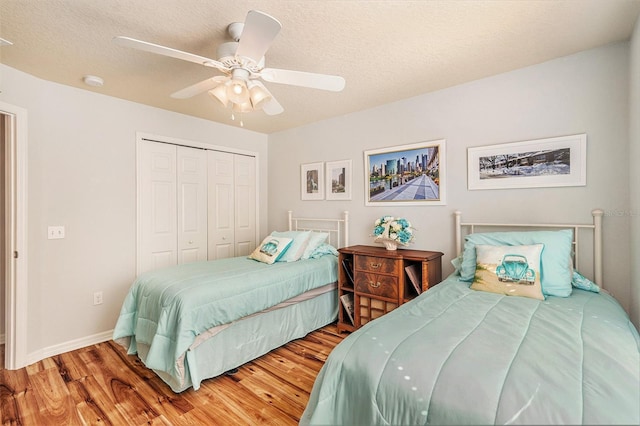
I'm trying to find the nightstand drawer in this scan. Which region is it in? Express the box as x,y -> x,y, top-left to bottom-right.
355,255 -> 399,275
354,273 -> 399,299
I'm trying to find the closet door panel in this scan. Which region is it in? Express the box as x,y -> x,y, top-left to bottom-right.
139,141 -> 177,274
234,155 -> 256,257
208,151 -> 235,259
177,146 -> 208,264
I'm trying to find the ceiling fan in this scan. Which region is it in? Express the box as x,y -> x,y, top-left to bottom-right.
113,10 -> 345,118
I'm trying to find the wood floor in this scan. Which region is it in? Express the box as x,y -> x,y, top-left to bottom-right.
0,323 -> 345,425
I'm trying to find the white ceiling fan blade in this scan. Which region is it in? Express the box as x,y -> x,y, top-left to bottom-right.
260,68 -> 345,92
171,76 -> 228,99
235,10 -> 282,64
113,36 -> 227,70
263,96 -> 284,116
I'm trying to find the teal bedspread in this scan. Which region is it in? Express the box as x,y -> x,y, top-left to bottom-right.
113,255 -> 337,380
301,274 -> 640,425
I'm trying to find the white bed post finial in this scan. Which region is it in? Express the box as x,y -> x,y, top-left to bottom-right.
343,211 -> 350,247
592,209 -> 603,286
454,211 -> 462,256
288,210 -> 293,231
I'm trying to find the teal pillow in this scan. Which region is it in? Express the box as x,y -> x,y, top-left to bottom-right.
460,229 -> 573,297
571,271 -> 600,293
271,230 -> 311,262
308,242 -> 338,259
301,232 -> 329,259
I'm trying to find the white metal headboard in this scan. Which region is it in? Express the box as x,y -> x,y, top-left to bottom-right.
288,210 -> 349,248
454,209 -> 603,286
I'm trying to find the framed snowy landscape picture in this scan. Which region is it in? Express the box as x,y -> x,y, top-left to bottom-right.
467,134 -> 586,190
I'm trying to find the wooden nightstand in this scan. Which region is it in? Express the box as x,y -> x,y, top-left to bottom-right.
337,245 -> 443,333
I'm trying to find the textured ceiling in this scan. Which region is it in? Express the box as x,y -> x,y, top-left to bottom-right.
1,0 -> 639,134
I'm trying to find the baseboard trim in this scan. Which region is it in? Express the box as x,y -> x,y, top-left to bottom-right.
26,329 -> 114,367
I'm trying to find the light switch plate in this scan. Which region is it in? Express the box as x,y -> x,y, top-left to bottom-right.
48,226 -> 65,239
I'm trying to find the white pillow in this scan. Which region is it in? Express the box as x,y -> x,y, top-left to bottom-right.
271,230 -> 311,262
248,236 -> 293,264
301,232 -> 329,259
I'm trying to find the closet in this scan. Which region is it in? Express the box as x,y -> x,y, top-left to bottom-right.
137,138 -> 257,274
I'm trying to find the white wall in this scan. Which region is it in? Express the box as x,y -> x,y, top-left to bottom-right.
268,43 -> 633,315
0,64 -> 268,358
629,18 -> 640,328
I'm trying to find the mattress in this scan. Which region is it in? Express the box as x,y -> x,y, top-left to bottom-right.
301,274 -> 640,425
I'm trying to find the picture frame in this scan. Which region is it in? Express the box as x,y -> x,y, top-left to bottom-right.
301,162 -> 324,200
326,159 -> 352,201
467,134 -> 587,190
364,139 -> 446,206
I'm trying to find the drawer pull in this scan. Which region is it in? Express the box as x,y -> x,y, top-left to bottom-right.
369,281 -> 381,288
370,262 -> 382,269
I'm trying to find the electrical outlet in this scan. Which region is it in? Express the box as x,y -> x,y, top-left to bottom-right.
93,291 -> 103,305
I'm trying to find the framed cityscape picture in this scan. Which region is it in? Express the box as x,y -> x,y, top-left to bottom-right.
326,159 -> 352,201
364,139 -> 446,206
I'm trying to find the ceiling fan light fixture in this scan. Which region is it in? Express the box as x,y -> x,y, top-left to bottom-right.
226,80 -> 249,104
232,100 -> 253,113
226,68 -> 251,104
248,81 -> 272,110
208,84 -> 229,107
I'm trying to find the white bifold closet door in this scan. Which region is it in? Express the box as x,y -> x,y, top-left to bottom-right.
208,150 -> 256,260
138,140 -> 207,274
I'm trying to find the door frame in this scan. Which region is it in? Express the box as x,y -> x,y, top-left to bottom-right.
1,101 -> 28,370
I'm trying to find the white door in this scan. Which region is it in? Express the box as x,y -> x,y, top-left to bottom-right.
208,150 -> 235,259
177,146 -> 208,264
138,141 -> 177,273
234,154 -> 256,256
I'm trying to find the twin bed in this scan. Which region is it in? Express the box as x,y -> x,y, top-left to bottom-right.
114,208 -> 639,425
301,210 -> 639,425
113,211 -> 349,393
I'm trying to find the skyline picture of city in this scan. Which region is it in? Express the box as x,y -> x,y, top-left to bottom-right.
326,159 -> 352,201
364,140 -> 446,206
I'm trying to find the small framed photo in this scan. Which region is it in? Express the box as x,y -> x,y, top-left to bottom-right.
301,162 -> 324,200
326,159 -> 352,201
467,134 -> 587,190
364,139 -> 446,206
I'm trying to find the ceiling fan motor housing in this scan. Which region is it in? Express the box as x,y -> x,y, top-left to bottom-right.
217,41 -> 239,62
227,22 -> 244,41
217,41 -> 265,71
